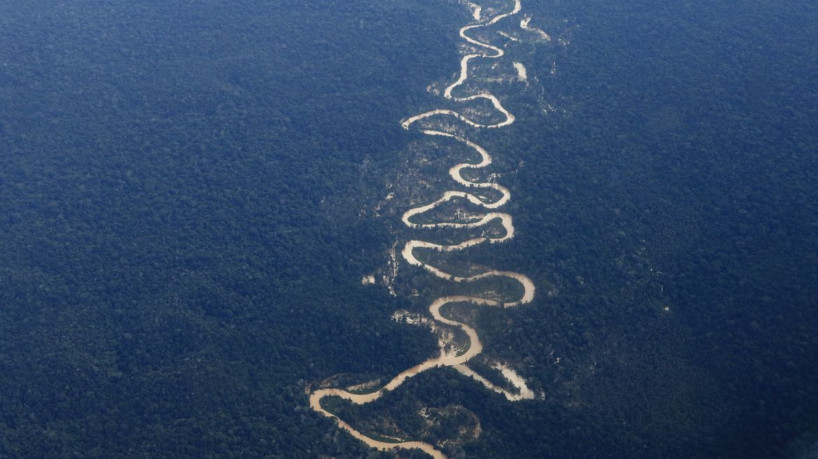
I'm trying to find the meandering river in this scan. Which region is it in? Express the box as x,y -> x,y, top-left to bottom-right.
309,1 -> 547,456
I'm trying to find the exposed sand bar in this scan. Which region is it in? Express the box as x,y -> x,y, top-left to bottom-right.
513,61 -> 528,81
464,1 -> 482,21
454,362 -> 536,401
520,16 -> 551,41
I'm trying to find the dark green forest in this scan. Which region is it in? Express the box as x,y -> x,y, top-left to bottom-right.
1,0 -> 817,457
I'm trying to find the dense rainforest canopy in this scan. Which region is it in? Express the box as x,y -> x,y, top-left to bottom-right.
1,0 -> 817,457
